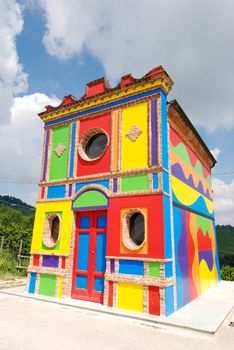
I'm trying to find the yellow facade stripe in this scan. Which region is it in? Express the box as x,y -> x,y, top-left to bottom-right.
42,79 -> 169,122
57,276 -> 63,298
111,110 -> 119,172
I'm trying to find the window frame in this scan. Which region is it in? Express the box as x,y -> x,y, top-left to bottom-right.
78,128 -> 109,161
42,213 -> 61,248
122,209 -> 146,251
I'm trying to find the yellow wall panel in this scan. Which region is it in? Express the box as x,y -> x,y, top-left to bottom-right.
121,103 -> 148,170
118,282 -> 144,312
31,201 -> 73,255
57,276 -> 63,298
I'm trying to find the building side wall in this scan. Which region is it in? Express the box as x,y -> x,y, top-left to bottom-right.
170,126 -> 220,309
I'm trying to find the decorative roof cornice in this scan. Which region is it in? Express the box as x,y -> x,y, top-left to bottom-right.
38,65 -> 173,122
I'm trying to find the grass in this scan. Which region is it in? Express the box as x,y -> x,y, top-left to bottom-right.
0,250 -> 27,280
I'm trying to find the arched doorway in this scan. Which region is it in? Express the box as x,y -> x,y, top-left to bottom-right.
71,187 -> 109,303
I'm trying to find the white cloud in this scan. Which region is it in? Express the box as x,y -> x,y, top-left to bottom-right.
36,0 -> 234,131
0,0 -> 28,124
212,178 -> 234,226
0,93 -> 60,204
211,148 -> 221,161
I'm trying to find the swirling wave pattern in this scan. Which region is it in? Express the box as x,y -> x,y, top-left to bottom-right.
170,128 -> 211,183
174,206 -> 219,308
171,162 -> 212,200
172,176 -> 214,217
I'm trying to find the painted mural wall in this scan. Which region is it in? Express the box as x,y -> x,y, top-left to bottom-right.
170,127 -> 220,308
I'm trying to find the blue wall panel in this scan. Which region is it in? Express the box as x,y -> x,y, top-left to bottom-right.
69,122 -> 76,177
28,272 -> 37,294
163,194 -> 172,258
161,92 -> 169,170
47,185 -> 66,199
153,173 -> 158,189
165,285 -> 174,316
165,262 -> 173,278
119,260 -> 144,275
163,170 -> 170,194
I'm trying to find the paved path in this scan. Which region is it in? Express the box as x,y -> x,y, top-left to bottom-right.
0,293 -> 233,350
1,280 -> 234,333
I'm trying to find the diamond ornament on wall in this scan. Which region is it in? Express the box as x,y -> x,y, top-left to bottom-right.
126,125 -> 142,141
54,143 -> 66,157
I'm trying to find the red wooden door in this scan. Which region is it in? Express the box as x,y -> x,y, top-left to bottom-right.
72,210 -> 107,303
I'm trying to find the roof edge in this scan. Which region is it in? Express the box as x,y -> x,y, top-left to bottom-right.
168,99 -> 217,167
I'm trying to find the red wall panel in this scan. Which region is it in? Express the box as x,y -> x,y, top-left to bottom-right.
148,286 -> 160,315
107,194 -> 164,259
33,254 -> 40,266
108,281 -> 113,307
77,112 -> 111,176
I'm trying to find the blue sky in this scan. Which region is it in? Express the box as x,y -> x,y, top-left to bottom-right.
0,0 -> 233,224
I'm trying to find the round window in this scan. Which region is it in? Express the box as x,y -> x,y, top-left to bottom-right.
129,212 -> 145,246
85,133 -> 108,159
43,214 -> 61,248
78,128 -> 109,161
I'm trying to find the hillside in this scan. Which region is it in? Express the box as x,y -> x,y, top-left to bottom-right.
0,195 -> 35,216
216,225 -> 234,267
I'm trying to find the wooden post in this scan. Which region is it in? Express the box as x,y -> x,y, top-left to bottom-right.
18,239 -> 23,256
0,236 -> 4,253
17,239 -> 23,271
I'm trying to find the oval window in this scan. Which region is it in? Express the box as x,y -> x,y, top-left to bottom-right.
85,133 -> 108,159
129,212 -> 145,246
51,216 -> 60,243
43,214 -> 61,248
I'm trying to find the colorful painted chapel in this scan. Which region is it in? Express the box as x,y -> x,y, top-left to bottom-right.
27,66 -> 220,316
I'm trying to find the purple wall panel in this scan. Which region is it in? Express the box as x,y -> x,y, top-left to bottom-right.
42,255 -> 59,268
110,259 -> 115,273
151,99 -> 158,165
68,184 -> 73,197
113,178 -> 117,192
42,129 -> 50,181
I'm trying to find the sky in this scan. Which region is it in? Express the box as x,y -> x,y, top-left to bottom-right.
0,0 -> 233,225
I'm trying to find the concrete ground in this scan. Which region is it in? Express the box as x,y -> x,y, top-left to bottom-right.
0,281 -> 233,350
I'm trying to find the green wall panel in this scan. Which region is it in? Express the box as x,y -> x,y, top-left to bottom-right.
49,125 -> 70,180
121,175 -> 149,192
38,274 -> 56,297
73,190 -> 108,208
149,262 -> 160,277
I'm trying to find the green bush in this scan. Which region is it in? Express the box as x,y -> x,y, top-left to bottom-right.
0,250 -> 17,275
0,207 -> 34,256
221,265 -> 234,281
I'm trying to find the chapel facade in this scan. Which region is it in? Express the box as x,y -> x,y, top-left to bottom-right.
27,66 -> 220,316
